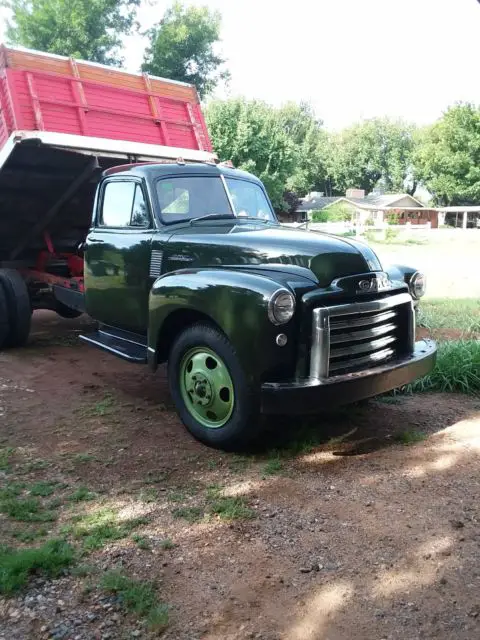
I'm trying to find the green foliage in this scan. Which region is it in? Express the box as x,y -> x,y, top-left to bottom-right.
328,118 -> 416,194
404,340 -> 480,394
311,201 -> 353,223
142,1 -> 228,98
277,102 -> 329,196
0,539 -> 75,595
100,570 -> 169,629
413,103 -> 480,205
5,0 -> 140,66
206,98 -> 297,209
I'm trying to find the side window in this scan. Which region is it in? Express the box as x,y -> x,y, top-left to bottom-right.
100,181 -> 150,228
130,185 -> 149,227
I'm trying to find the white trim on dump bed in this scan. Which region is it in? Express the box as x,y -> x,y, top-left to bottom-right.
0,130 -> 218,171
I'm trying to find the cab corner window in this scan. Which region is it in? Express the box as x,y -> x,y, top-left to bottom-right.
100,181 -> 149,228
131,185 -> 149,227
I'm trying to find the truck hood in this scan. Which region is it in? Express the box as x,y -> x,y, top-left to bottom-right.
165,222 -> 382,287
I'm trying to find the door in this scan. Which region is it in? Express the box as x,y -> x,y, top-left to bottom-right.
84,178 -> 153,333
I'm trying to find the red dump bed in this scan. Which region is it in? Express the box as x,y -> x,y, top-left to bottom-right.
0,45 -> 212,153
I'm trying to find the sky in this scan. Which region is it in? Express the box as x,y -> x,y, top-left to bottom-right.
2,0 -> 480,129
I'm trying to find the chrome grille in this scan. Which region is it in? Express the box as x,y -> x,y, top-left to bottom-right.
310,293 -> 414,378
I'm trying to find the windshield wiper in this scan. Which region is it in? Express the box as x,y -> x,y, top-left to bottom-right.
189,213 -> 235,225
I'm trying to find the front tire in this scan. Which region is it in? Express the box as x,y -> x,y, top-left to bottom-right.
168,324 -> 261,450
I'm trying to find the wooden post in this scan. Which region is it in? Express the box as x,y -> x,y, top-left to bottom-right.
462,211 -> 468,229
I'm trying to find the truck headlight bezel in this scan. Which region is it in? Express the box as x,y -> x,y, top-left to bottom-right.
268,290 -> 296,325
409,271 -> 426,300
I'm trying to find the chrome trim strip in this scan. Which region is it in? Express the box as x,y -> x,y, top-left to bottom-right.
327,293 -> 412,318
328,348 -> 395,372
310,307 -> 330,379
329,309 -> 397,330
330,322 -> 397,344
330,335 -> 396,359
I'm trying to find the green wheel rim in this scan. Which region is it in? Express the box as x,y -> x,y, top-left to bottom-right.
179,347 -> 235,429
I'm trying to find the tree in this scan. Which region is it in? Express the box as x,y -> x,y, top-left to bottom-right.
413,103 -> 480,205
276,102 -> 329,197
5,0 -> 140,66
142,1 -> 228,98
327,118 -> 416,195
205,98 -> 296,209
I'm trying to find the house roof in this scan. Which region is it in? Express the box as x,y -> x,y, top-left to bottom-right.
297,192 -> 425,212
296,195 -> 341,212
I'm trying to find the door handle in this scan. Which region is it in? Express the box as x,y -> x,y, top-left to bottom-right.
88,238 -> 104,244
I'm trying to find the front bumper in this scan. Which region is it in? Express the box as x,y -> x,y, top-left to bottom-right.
260,339 -> 437,415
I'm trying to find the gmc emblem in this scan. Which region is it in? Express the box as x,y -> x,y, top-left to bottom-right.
357,274 -> 391,294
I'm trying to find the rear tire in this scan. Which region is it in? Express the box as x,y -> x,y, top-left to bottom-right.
0,269 -> 31,348
0,285 -> 9,348
168,323 -> 262,451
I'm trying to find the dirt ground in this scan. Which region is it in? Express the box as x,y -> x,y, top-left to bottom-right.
1,312 -> 479,640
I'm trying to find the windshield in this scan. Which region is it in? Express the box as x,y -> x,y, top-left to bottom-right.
225,178 -> 276,222
155,175 -> 276,224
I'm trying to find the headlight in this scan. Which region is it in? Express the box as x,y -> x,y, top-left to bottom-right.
268,290 -> 295,325
409,271 -> 426,299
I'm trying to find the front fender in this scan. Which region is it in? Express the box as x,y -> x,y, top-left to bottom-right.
148,269 -> 298,382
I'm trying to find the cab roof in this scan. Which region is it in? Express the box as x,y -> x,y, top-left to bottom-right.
102,162 -> 263,185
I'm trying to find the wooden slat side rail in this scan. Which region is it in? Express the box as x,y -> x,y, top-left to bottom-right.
26,72 -> 45,130
69,57 -> 89,135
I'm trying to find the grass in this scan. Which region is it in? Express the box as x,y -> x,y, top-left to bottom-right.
209,496 -> 255,521
0,447 -> 15,471
100,571 -> 168,630
68,487 -> 96,502
132,534 -> 151,550
63,508 -> 148,551
205,485 -> 255,521
262,456 -> 284,476
12,527 -> 48,543
0,496 -> 57,522
0,539 -> 75,595
29,481 -> 56,497
171,506 -> 203,523
418,298 -> 480,333
138,487 -> 158,503
395,429 -> 427,445
159,538 -> 175,550
404,340 -> 480,394
72,453 -> 95,464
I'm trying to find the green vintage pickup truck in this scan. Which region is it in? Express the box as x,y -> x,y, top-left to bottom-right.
0,156 -> 436,450
76,162 -> 434,449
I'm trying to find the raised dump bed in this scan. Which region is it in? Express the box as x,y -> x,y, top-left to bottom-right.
0,46 -> 216,303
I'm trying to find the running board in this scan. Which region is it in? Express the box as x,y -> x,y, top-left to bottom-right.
79,326 -> 147,363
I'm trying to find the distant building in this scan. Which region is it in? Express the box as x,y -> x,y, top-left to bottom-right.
296,189 -> 438,228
